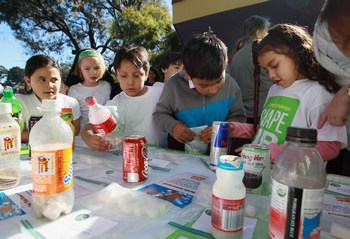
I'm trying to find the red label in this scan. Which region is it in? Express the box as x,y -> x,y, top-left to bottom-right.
91,115 -> 116,134
211,194 -> 245,232
122,137 -> 148,183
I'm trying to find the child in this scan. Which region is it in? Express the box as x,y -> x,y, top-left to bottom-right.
159,51 -> 183,83
17,55 -> 81,143
230,24 -> 347,163
145,66 -> 160,86
153,32 -> 247,152
81,46 -> 166,151
67,49 -> 112,127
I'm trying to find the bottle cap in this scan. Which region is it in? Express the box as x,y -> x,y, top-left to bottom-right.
286,127 -> 317,144
42,99 -> 60,112
0,102 -> 12,114
3,87 -> 14,98
85,96 -> 96,106
218,155 -> 243,170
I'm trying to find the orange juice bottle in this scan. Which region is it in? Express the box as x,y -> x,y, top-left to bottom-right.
61,108 -> 75,149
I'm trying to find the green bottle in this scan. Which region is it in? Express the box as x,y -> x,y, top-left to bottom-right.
1,87 -> 24,132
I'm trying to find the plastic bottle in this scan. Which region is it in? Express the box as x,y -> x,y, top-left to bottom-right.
0,102 -> 21,190
29,100 -> 74,220
61,108 -> 75,149
85,96 -> 123,147
269,127 -> 326,239
212,155 -> 245,239
1,87 -> 24,132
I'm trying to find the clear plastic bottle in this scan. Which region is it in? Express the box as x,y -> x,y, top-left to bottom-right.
0,102 -> 21,190
212,155 -> 245,239
1,87 -> 24,132
85,96 -> 123,147
269,127 -> 326,239
29,100 -> 74,220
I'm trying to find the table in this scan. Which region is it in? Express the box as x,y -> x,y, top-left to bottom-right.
0,138 -> 349,239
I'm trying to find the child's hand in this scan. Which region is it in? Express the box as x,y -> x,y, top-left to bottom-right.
87,134 -> 112,151
172,123 -> 195,143
198,126 -> 212,144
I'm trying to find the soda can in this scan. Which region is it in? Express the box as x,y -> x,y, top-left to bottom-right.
241,144 -> 270,195
122,135 -> 148,183
209,121 -> 229,170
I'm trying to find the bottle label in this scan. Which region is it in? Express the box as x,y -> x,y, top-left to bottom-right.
31,147 -> 73,196
91,115 -> 117,134
211,194 -> 244,232
0,128 -> 20,157
269,179 -> 324,239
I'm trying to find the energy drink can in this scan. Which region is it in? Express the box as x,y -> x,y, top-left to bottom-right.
209,121 -> 229,170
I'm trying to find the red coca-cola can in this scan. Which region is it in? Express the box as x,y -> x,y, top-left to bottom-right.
122,135 -> 148,183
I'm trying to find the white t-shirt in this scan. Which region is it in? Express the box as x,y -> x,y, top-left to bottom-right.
16,93 -> 81,130
106,86 -> 166,147
68,81 -> 111,127
253,79 -> 347,148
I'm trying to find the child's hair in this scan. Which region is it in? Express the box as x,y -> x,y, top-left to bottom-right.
182,31 -> 227,80
113,46 -> 150,73
148,66 -> 160,82
159,51 -> 182,70
242,15 -> 271,44
65,48 -> 114,95
24,55 -> 61,94
73,48 -> 106,80
252,23 -> 341,93
24,54 -> 60,78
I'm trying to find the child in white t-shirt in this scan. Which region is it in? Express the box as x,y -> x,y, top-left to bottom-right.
230,24 -> 347,163
17,55 -> 81,143
67,49 -> 112,127
81,46 -> 166,151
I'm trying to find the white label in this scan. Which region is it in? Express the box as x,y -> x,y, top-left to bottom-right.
269,179 -> 324,239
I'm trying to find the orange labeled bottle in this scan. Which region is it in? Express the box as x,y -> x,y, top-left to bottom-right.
29,100 -> 74,220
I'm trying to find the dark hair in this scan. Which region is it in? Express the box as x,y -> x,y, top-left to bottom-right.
183,32 -> 227,80
24,55 -> 61,94
24,55 -> 60,78
159,51 -> 182,70
145,66 -> 160,85
319,0 -> 349,23
243,15 -> 271,43
252,23 -> 341,93
113,46 -> 150,73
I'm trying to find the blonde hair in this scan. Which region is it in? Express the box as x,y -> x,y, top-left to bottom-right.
73,49 -> 106,80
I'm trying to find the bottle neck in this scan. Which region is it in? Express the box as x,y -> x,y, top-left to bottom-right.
287,141 -> 316,148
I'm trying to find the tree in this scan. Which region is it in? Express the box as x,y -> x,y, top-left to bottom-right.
5,67 -> 24,87
0,0 -> 175,64
0,65 -> 8,83
110,2 -> 173,52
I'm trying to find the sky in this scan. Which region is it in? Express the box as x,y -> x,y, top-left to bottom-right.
0,0 -> 173,70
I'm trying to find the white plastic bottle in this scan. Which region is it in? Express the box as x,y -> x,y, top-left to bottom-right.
85,96 -> 123,147
212,155 -> 245,239
29,100 -> 74,220
0,102 -> 21,190
269,127 -> 326,239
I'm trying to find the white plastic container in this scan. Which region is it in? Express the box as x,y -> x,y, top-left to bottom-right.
212,155 -> 245,239
85,96 -> 123,147
269,127 -> 326,239
0,102 -> 21,190
29,100 -> 74,220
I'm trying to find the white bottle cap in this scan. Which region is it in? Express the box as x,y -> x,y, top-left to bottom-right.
42,99 -> 60,112
0,102 -> 12,114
